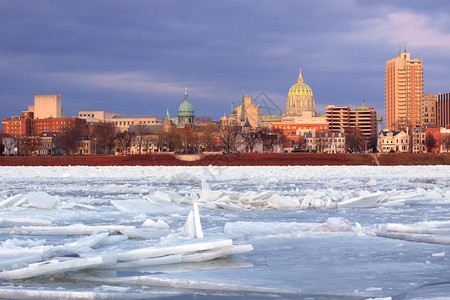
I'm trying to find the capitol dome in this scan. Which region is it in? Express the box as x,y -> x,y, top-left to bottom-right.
288,75 -> 313,97
177,87 -> 195,128
285,69 -> 316,116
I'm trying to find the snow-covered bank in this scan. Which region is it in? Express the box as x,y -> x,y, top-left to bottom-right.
0,165 -> 449,299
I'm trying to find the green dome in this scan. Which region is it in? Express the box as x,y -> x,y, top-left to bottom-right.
178,88 -> 194,117
177,87 -> 195,128
178,100 -> 194,116
355,101 -> 369,110
288,69 -> 313,97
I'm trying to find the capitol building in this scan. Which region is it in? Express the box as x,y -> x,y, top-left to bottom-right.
267,69 -> 328,145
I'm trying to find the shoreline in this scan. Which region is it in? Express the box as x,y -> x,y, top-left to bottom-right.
1,153 -> 449,166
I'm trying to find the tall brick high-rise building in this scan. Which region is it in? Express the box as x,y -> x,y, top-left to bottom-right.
385,50 -> 423,131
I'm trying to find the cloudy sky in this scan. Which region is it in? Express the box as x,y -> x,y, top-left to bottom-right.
1,0 -> 450,128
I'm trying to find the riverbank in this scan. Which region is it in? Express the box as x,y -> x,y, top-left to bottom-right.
1,153 -> 449,166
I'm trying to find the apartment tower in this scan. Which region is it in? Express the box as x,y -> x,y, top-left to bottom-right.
385,50 -> 423,130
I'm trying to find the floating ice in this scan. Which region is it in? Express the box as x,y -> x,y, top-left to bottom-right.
313,217 -> 353,232
25,192 -> 57,209
0,255 -> 116,280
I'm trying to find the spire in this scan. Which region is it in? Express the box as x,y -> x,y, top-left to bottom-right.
240,90 -> 247,124
297,68 -> 304,83
184,86 -> 188,101
166,106 -> 170,120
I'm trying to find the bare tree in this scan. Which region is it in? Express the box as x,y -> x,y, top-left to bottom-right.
58,127 -> 83,155
441,134 -> 450,153
132,125 -> 151,154
195,123 -> 219,151
92,122 -> 116,155
3,137 -> 17,156
168,128 -> 185,152
220,125 -> 239,153
345,127 -> 363,152
241,130 -> 260,153
142,134 -> 155,153
115,131 -> 134,155
260,127 -> 282,153
152,130 -> 168,152
425,132 -> 437,153
20,136 -> 42,155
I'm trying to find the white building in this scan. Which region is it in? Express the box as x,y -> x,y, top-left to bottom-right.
29,95 -> 65,119
377,130 -> 410,153
78,111 -> 123,122
78,111 -> 163,132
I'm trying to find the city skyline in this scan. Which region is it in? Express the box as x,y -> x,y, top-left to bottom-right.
1,1 -> 450,129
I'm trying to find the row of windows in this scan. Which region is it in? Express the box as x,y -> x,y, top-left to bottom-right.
114,120 -> 156,126
276,125 -> 328,130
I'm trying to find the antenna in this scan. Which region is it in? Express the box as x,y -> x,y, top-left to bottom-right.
404,43 -> 407,53
398,44 -> 401,55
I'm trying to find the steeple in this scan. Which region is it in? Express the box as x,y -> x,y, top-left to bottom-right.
297,68 -> 304,83
240,89 -> 246,124
165,106 -> 170,120
184,86 -> 188,101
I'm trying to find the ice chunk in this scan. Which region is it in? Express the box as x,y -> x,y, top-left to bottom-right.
25,192 -> 57,209
0,194 -> 26,209
267,194 -> 298,210
0,217 -> 52,227
200,190 -> 223,202
167,191 -> 183,204
300,193 -> 325,209
111,199 -> 156,212
366,178 -> 376,187
193,201 -> 204,238
0,255 -> 116,280
0,254 -> 42,271
324,199 -> 338,209
141,219 -> 157,228
201,179 -> 211,191
152,191 -> 172,203
182,244 -> 253,263
101,254 -> 182,269
338,192 -> 383,208
141,219 -> 169,229
181,211 -> 196,239
155,219 -> 170,230
64,232 -> 110,250
115,239 -> 233,262
313,218 -> 353,232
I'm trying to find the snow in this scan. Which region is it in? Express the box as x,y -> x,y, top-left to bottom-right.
0,165 -> 449,298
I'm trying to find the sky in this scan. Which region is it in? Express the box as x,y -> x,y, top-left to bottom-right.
1,0 -> 450,129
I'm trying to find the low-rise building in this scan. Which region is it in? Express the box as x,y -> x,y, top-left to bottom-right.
106,115 -> 163,132
38,131 -> 58,156
305,131 -> 346,153
78,139 -> 95,155
411,128 -> 426,153
377,131 -> 410,153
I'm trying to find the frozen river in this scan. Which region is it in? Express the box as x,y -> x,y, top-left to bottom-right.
0,165 -> 449,299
